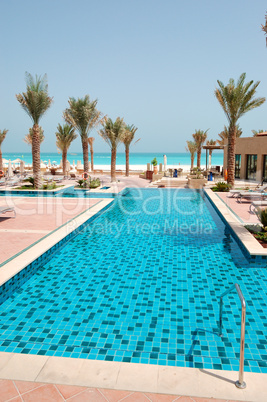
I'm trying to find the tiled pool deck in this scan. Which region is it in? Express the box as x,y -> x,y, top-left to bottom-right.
0,178 -> 267,401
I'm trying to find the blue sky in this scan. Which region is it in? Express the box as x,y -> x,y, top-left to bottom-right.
0,0 -> 267,153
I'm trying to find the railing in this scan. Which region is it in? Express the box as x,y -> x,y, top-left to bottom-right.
219,283 -> 246,389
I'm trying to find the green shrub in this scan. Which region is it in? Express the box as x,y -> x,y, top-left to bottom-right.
254,232 -> 267,242
24,177 -> 34,187
151,157 -> 157,166
255,207 -> 267,230
212,181 -> 232,192
90,178 -> 100,188
76,179 -> 90,188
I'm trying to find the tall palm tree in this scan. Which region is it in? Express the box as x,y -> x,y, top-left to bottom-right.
24,127 -> 45,146
88,137 -> 95,172
98,117 -> 125,182
16,72 -> 53,188
121,124 -> 139,176
217,125 -> 242,145
0,129 -> 8,171
55,124 -> 77,177
215,73 -> 265,186
206,139 -> 217,169
64,96 -> 102,175
185,140 -> 197,169
192,129 -> 209,168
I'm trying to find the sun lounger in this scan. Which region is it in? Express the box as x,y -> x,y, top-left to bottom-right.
237,192 -> 267,203
249,200 -> 267,213
0,207 -> 16,218
5,177 -> 20,187
228,190 -> 241,197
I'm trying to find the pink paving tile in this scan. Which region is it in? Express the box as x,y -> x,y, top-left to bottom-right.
98,388 -> 134,401
216,192 -> 260,223
55,384 -> 88,399
14,380 -> 44,395
67,388 -> 106,401
0,380 -> 19,402
20,384 -> 64,402
118,392 -> 151,401
145,392 -> 181,401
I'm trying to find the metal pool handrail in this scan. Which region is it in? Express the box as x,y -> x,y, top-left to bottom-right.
219,283 -> 246,389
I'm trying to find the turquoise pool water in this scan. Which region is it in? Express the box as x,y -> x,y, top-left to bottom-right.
0,188 -> 266,372
0,189 -> 116,198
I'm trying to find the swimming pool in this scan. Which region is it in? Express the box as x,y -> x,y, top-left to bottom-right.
0,188 -> 116,198
0,188 -> 266,372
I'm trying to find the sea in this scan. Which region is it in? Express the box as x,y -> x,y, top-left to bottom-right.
2,152 -> 223,170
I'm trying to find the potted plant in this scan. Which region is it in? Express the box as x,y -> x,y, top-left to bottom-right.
151,157 -> 158,174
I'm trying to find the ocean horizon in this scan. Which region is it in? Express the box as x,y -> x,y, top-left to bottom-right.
2,151 -> 224,168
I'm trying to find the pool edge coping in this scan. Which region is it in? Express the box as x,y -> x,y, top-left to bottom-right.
205,188 -> 267,256
0,352 -> 266,401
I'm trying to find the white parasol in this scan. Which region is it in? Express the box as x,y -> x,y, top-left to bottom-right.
163,155 -> 167,171
8,160 -> 13,177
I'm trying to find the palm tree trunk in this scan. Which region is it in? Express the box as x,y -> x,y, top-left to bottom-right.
82,139 -> 89,174
197,149 -> 201,168
125,145 -> 130,176
0,146 -> 3,171
32,124 -> 41,189
62,149 -> 67,177
111,148 -> 116,182
227,125 -> 236,186
90,144 -> 94,172
191,155 -> 194,169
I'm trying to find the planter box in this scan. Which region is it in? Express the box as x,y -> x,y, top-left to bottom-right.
188,178 -> 207,189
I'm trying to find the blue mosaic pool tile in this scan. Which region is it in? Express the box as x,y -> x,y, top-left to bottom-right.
0,189 -> 267,373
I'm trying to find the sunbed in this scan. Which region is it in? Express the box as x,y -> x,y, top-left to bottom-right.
237,192 -> 267,203
0,207 -> 16,218
249,200 -> 267,213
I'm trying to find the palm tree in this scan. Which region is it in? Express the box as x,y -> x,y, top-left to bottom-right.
0,129 -> 8,171
55,124 -> 77,177
88,137 -> 95,172
192,129 -> 209,168
206,139 -> 217,169
185,140 -> 197,169
215,73 -> 265,186
217,125 -> 242,145
16,72 -> 53,188
262,12 -> 267,45
121,124 -> 139,176
24,127 -> 45,146
98,117 -> 125,182
251,129 -> 266,137
64,96 -> 102,175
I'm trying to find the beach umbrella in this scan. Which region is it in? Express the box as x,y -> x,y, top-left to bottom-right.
48,159 -> 51,168
66,160 -> 71,172
20,161 -> 25,175
12,158 -> 22,165
59,160 -> 63,168
2,158 -> 8,164
73,160 -> 75,167
8,160 -> 13,177
164,155 -> 167,171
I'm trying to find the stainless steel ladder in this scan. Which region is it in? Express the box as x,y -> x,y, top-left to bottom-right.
219,283 -> 246,389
